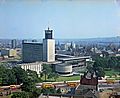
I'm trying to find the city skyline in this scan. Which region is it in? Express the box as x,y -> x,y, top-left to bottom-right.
0,0 -> 120,39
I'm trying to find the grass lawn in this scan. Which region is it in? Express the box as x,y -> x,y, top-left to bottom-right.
56,75 -> 80,82
40,69 -> 119,83
41,75 -> 81,82
105,69 -> 120,77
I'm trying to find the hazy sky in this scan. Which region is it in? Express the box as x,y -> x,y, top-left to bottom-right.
0,0 -> 120,39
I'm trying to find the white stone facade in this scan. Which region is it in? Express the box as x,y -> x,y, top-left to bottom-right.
43,39 -> 55,62
19,62 -> 42,74
55,63 -> 72,74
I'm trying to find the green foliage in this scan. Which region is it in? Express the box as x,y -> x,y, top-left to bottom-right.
12,67 -> 28,84
42,64 -> 52,73
47,73 -> 53,79
48,72 -> 59,81
93,56 -> 120,70
0,65 -> 40,86
87,64 -> 105,77
0,65 -> 6,78
53,73 -> 59,81
26,69 -> 39,83
89,56 -> 120,77
0,65 -> 42,97
93,56 -> 108,68
21,79 -> 42,98
42,64 -> 59,82
41,87 -> 56,94
86,65 -> 94,73
2,69 -> 16,85
42,64 -> 52,81
56,88 -> 61,94
0,65 -> 6,85
21,78 -> 36,92
31,88 -> 41,98
11,92 -> 29,98
95,67 -> 105,77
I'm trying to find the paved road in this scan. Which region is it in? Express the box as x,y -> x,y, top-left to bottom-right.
98,82 -> 120,90
1,80 -> 120,90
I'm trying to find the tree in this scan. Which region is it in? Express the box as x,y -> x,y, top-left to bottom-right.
113,56 -> 120,70
47,73 -> 53,79
86,61 -> 105,78
95,67 -> 105,77
2,69 -> 16,85
42,64 -> 52,81
53,73 -> 59,81
20,70 -> 41,97
11,92 -> 29,98
48,72 -> 59,81
0,65 -> 6,85
92,61 -> 105,77
93,56 -> 120,70
21,78 -> 36,92
86,65 -> 94,73
26,69 -> 39,83
0,65 -> 6,77
93,56 -> 108,68
108,57 -> 118,69
12,67 -> 28,84
31,88 -> 41,98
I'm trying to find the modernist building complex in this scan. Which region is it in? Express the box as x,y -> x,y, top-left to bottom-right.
22,27 -> 55,63
22,27 -> 91,75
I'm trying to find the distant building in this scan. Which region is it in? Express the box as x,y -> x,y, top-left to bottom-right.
60,44 -> 67,50
70,42 -> 76,49
22,40 -> 27,44
22,42 -> 43,63
11,39 -> 17,49
56,50 -> 72,55
1,49 -> 17,57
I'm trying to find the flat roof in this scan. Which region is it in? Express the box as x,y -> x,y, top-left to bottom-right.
57,56 -> 91,61
55,54 -> 75,58
23,42 -> 43,45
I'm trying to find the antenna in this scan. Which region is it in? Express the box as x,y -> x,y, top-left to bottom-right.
48,21 -> 50,29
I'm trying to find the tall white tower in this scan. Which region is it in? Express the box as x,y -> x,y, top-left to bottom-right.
43,27 -> 55,62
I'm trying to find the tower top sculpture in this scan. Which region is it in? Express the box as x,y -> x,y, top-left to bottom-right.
45,27 -> 53,39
